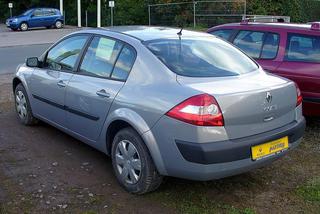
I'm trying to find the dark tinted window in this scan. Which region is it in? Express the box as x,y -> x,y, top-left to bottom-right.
146,37 -> 258,77
261,33 -> 280,59
111,45 -> 136,81
80,36 -> 123,78
233,31 -> 264,58
45,35 -> 88,71
285,34 -> 320,63
210,29 -> 233,41
233,31 -> 279,59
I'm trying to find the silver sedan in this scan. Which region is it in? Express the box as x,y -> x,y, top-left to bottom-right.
12,26 -> 306,194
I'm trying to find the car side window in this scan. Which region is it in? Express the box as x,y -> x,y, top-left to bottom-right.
233,30 -> 265,58
210,29 -> 233,41
45,35 -> 88,71
111,45 -> 136,81
44,9 -> 56,16
79,36 -> 123,78
261,33 -> 280,59
33,9 -> 43,17
285,33 -> 320,63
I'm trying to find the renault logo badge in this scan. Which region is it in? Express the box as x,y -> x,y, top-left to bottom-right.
266,92 -> 272,103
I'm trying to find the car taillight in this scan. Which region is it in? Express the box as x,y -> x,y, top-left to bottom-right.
295,83 -> 303,107
166,94 -> 224,126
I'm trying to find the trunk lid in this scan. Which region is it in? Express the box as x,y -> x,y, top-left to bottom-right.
177,71 -> 297,139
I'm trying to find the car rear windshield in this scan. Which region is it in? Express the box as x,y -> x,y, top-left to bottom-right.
145,37 -> 258,77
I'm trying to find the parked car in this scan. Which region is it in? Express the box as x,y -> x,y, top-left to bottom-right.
12,26 -> 305,194
6,8 -> 64,31
208,21 -> 320,116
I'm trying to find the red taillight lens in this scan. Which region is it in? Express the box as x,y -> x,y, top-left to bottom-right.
295,83 -> 303,107
166,94 -> 224,126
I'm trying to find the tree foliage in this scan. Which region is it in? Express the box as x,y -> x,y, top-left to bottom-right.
0,0 -> 319,25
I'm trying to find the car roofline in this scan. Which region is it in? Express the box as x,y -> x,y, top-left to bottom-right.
209,22 -> 315,31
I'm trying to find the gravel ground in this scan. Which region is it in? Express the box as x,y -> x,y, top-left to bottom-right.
0,75 -> 319,214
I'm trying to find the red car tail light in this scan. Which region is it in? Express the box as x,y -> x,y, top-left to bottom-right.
295,83 -> 303,107
166,94 -> 224,126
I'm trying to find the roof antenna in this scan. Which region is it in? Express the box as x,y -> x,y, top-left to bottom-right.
177,27 -> 183,39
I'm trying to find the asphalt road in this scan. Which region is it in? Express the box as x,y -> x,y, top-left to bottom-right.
0,44 -> 51,75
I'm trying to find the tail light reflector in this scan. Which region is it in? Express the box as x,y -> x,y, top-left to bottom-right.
295,83 -> 303,106
166,94 -> 224,126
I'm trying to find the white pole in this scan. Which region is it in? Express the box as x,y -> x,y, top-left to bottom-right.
97,0 -> 101,27
77,0 -> 81,27
193,2 -> 196,28
111,7 -> 113,27
148,5 -> 151,26
60,0 -> 63,14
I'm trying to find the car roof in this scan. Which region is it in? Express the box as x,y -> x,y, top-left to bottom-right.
101,26 -> 211,41
209,22 -> 320,33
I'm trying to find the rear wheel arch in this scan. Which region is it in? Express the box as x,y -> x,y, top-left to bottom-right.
106,120 -> 132,155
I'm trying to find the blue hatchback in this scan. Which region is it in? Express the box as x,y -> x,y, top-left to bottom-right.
6,8 -> 64,31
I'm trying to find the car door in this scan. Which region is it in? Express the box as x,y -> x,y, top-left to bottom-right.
42,9 -> 56,26
28,9 -> 45,28
275,33 -> 320,106
29,35 -> 89,127
65,36 -> 136,143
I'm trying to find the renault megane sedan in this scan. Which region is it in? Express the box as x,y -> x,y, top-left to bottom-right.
12,26 -> 306,194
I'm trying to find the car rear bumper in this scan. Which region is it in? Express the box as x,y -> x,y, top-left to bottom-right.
148,117 -> 305,181
176,118 -> 305,164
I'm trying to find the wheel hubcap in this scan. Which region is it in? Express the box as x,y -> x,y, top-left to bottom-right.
16,91 -> 27,119
115,140 -> 141,184
56,22 -> 62,28
21,24 -> 27,31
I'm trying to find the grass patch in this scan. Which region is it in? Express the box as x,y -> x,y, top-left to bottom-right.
149,189 -> 255,214
296,178 -> 320,202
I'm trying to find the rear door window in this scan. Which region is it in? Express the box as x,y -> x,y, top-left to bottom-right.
233,31 -> 265,58
261,33 -> 280,59
233,30 -> 279,59
285,33 -> 320,63
210,29 -> 234,41
111,45 -> 136,81
79,36 -> 123,78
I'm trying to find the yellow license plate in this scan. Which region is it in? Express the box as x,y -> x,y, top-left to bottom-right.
251,136 -> 289,160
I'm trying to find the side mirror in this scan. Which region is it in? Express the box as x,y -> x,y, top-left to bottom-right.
26,57 -> 39,67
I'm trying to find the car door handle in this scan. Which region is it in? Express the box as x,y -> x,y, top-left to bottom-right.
57,80 -> 66,88
96,89 -> 110,98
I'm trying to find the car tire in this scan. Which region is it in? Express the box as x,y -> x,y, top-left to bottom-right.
55,20 -> 63,29
14,83 -> 38,126
20,22 -> 28,31
111,127 -> 163,194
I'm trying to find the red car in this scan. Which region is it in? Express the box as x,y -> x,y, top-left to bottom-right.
208,21 -> 320,116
